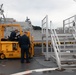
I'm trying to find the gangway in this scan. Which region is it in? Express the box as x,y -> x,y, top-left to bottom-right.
42,15 -> 76,70
50,21 -> 61,69
51,15 -> 76,69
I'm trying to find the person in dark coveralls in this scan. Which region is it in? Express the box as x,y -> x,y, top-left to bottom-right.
73,21 -> 75,27
9,29 -> 19,41
19,31 -> 30,63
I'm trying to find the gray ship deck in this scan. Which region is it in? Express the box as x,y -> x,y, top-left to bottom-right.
0,56 -> 76,75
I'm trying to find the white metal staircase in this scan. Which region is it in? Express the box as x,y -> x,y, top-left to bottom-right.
50,15 -> 76,69
42,15 -> 76,69
58,34 -> 76,68
50,28 -> 76,69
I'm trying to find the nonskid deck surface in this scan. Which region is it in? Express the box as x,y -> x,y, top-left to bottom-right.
0,56 -> 76,75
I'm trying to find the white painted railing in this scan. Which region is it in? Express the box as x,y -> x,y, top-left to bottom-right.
50,21 -> 61,69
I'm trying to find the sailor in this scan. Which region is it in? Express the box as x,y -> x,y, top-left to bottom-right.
9,29 -> 19,41
73,21 -> 75,27
18,30 -> 30,63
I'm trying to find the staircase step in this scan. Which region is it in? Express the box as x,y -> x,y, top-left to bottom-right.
60,58 -> 76,61
56,40 -> 76,42
60,48 -> 76,51
61,64 -> 76,67
60,52 -> 76,55
60,44 -> 76,46
59,38 -> 75,41
51,30 -> 76,68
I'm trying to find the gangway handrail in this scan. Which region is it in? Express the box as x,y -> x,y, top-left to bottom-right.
51,29 -> 61,53
53,29 -> 61,46
50,21 -> 61,69
42,15 -> 49,60
63,15 -> 76,33
50,28 -> 61,69
63,15 -> 76,21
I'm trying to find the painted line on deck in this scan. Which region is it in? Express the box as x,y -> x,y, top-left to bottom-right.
11,67 -> 58,75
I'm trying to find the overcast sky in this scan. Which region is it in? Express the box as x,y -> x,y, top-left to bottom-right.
0,0 -> 76,28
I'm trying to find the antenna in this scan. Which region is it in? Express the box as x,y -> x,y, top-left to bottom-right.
0,4 -> 6,23
0,4 -> 4,14
0,4 -> 3,9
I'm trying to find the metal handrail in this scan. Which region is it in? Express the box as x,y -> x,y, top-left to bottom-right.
52,29 -> 61,53
54,29 -> 61,45
63,15 -> 76,33
50,28 -> 61,69
42,15 -> 49,60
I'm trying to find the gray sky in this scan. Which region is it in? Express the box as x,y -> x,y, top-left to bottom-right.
0,0 -> 76,28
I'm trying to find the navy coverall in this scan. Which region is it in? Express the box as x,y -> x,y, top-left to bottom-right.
19,34 -> 30,63
9,31 -> 16,41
